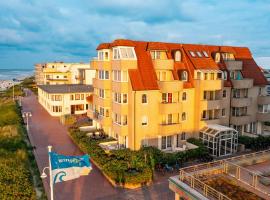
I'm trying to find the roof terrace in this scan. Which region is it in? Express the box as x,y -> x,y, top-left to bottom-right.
169,150 -> 270,200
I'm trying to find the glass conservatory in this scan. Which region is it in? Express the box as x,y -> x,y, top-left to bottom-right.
199,124 -> 238,157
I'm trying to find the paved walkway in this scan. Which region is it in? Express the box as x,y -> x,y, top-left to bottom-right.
22,90 -> 174,200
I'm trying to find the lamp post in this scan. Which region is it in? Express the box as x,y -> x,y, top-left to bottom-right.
13,81 -> 15,101
41,146 -> 53,200
22,112 -> 32,131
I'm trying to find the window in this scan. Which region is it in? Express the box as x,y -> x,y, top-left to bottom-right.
204,73 -> 208,80
182,92 -> 187,101
217,72 -> 222,79
161,136 -> 172,149
75,94 -> 80,100
202,51 -> 209,57
215,53 -> 220,62
197,51 -> 203,57
142,116 -> 148,126
197,71 -> 202,80
151,51 -> 161,59
168,114 -> 173,124
203,91 -> 207,100
181,71 -> 188,81
55,95 -> 62,101
142,94 -> 147,104
223,71 -> 227,80
189,51 -> 196,57
174,51 -> 181,61
52,106 -> 62,113
181,132 -> 186,140
222,90 -> 227,98
120,47 -> 135,59
112,70 -> 128,82
222,109 -> 226,117
182,112 -> 186,121
202,110 -> 207,119
113,48 -> 120,59
123,94 -> 128,103
162,93 -> 172,103
210,73 -> 215,80
81,94 -> 84,100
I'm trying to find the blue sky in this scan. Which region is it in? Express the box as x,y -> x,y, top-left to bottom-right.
0,0 -> 270,69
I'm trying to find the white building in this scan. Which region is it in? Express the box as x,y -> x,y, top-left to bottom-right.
38,84 -> 93,116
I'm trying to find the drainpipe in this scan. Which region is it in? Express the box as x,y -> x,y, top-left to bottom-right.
133,91 -> 136,150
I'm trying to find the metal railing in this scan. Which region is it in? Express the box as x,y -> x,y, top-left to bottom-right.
179,149 -> 270,200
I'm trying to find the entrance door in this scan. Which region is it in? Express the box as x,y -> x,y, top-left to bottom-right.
71,105 -> 75,114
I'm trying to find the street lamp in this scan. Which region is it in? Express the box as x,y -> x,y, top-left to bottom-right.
41,146 -> 54,200
22,112 -> 32,131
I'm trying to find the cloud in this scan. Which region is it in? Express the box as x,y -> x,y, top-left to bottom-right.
0,0 -> 270,68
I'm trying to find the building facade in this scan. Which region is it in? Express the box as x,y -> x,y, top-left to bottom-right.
38,84 -> 93,116
35,62 -> 95,85
262,68 -> 270,95
87,39 -> 270,151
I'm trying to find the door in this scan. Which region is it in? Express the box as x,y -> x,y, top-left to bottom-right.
71,105 -> 75,114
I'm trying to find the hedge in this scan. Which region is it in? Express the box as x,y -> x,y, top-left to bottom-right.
69,127 -> 210,185
69,128 -> 152,185
239,135 -> 270,151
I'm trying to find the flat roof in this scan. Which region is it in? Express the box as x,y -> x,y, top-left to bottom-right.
38,84 -> 93,94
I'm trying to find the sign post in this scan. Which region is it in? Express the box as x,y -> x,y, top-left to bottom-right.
48,146 -> 54,200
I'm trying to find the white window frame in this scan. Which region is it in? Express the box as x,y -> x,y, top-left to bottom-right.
142,116 -> 148,126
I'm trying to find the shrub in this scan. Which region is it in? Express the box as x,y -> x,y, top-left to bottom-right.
69,128 -> 152,185
239,135 -> 270,150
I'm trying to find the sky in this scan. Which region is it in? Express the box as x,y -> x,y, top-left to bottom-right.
0,0 -> 270,69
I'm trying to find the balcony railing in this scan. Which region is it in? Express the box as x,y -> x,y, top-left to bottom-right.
152,59 -> 174,70
224,60 -> 243,71
231,115 -> 251,125
231,79 -> 253,89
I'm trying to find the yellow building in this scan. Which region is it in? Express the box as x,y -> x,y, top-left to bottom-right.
87,39 -> 270,153
38,84 -> 93,116
35,62 -> 95,85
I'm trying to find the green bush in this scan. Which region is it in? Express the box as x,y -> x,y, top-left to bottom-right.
239,135 -> 270,150
69,128 -> 152,185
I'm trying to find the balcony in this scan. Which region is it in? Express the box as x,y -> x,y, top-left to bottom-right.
231,97 -> 252,107
112,102 -> 128,114
231,79 -> 253,89
258,96 -> 270,105
94,95 -> 111,107
201,118 -> 221,125
91,60 -> 111,70
224,60 -> 243,71
93,78 -> 111,90
158,81 -> 183,92
159,102 -> 181,114
158,123 -> 181,135
257,112 -> 270,122
231,115 -> 251,125
197,80 -> 223,90
112,123 -> 128,136
152,59 -> 174,70
200,99 -> 222,110
112,81 -> 128,93
111,60 -> 137,70
87,110 -> 111,125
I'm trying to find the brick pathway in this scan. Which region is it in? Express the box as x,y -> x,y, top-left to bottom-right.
22,90 -> 174,200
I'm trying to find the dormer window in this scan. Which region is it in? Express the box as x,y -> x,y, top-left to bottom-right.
151,51 -> 161,59
113,48 -> 120,60
181,71 -> 188,81
202,51 -> 209,57
197,51 -> 203,57
189,51 -> 196,57
215,53 -> 220,63
113,47 -> 136,60
174,50 -> 182,61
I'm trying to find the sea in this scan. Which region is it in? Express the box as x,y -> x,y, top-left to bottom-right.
0,68 -> 34,81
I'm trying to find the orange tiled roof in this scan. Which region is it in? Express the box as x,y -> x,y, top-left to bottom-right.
97,39 -> 266,90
